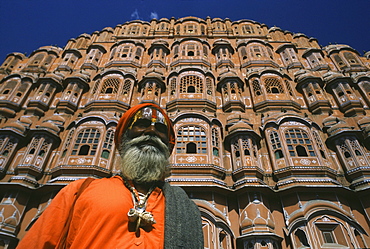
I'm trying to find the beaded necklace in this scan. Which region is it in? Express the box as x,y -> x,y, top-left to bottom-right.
122,177 -> 156,232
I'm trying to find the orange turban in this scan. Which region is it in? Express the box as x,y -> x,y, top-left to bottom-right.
114,103 -> 175,153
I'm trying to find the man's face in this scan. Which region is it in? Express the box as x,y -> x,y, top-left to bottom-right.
126,107 -> 169,148
118,107 -> 171,183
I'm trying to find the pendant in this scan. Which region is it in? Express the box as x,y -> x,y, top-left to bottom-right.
127,208 -> 156,232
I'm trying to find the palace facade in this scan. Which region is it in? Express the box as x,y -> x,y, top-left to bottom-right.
1,16 -> 370,249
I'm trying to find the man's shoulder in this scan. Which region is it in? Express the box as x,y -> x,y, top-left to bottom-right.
64,175 -> 123,191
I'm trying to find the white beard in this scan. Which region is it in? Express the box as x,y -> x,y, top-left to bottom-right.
119,135 -> 170,183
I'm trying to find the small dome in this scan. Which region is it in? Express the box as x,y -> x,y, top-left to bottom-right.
3,121 -> 27,134
38,121 -> 60,134
358,116 -> 370,128
228,120 -> 253,133
19,117 -> 32,126
240,199 -> 275,234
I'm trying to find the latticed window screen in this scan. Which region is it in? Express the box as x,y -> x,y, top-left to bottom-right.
203,46 -> 208,57
92,80 -> 100,95
174,46 -> 179,57
252,79 -> 262,96
334,55 -> 345,66
101,129 -> 114,159
349,139 -> 363,156
206,78 -> 212,95
2,80 -> 17,94
251,46 -> 263,57
176,125 -> 207,154
180,75 -> 203,93
242,25 -> 254,34
285,129 -> 315,157
361,82 -> 370,93
135,48 -> 142,59
101,78 -> 119,94
122,80 -> 132,96
265,78 -> 284,94
270,130 -> 283,159
240,47 -> 247,59
72,129 -> 100,156
30,54 -> 44,65
222,85 -> 228,96
232,142 -> 240,158
39,141 -> 50,157
170,78 -> 177,95
313,130 -> 327,159
344,52 -> 359,64
29,137 -> 41,154
0,137 -> 16,157
211,128 -> 220,156
230,82 -> 240,94
241,138 -> 251,155
18,82 -> 29,94
61,129 -> 74,158
0,137 -> 4,150
284,79 -> 294,96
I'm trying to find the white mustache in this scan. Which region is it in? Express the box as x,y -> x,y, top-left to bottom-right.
124,135 -> 167,153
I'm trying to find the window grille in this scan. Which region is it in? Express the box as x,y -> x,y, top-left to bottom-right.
61,129 -> 74,158
252,79 -> 262,96
170,78 -> 176,95
206,78 -> 212,95
72,129 -> 100,156
270,130 -> 284,159
242,25 -> 254,34
285,129 -> 315,157
180,75 -> 203,93
240,47 -> 247,60
211,128 -> 220,156
265,78 -> 284,94
333,54 -> 345,67
101,129 -> 114,159
101,78 -> 119,94
122,79 -> 132,96
344,52 -> 359,64
284,79 -> 294,96
176,125 -> 207,154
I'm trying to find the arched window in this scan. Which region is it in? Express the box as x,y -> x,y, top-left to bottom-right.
212,128 -> 220,157
72,128 -> 100,156
286,129 -> 315,157
122,79 -> 132,97
270,130 -> 283,158
61,129 -> 74,158
101,129 -> 114,159
252,79 -> 262,96
176,125 -> 207,154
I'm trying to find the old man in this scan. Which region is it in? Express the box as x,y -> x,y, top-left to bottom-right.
18,103 -> 204,248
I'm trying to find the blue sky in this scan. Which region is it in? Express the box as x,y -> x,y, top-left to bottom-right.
0,0 -> 369,61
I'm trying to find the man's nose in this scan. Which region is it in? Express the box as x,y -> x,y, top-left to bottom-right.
143,123 -> 158,136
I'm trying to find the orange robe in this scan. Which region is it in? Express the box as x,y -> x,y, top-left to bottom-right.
17,176 -> 165,249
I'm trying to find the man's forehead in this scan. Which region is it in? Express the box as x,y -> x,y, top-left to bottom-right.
130,107 -> 167,125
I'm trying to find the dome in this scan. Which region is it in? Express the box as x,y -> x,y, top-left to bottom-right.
240,198 -> 275,234
3,121 -> 27,134
228,120 -> 253,133
38,121 -> 60,134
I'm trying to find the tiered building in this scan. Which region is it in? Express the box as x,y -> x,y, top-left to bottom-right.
0,16 -> 370,249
